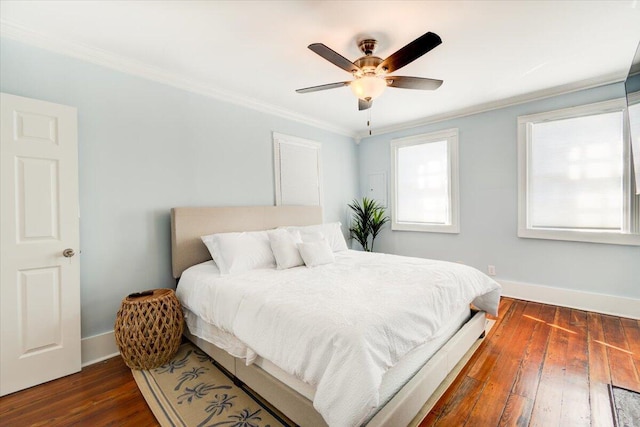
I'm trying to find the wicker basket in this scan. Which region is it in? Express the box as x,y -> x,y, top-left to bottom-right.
114,288 -> 184,370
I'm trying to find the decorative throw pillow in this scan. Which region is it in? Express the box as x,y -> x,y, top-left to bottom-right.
297,239 -> 335,267
268,229 -> 304,269
201,230 -> 275,275
282,222 -> 348,252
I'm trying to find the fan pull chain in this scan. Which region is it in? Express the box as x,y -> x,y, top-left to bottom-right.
368,108 -> 372,136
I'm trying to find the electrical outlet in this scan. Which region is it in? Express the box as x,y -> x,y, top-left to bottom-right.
487,265 -> 496,276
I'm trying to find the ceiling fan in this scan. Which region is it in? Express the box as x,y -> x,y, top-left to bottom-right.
296,31 -> 444,111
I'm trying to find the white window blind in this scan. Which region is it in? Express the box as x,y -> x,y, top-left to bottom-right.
397,140 -> 450,224
273,132 -> 322,206
391,129 -> 459,233
529,112 -> 624,230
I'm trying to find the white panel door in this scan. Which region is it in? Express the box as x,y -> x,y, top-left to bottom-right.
1,93 -> 81,396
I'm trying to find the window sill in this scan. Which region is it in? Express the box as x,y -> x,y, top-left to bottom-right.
392,222 -> 460,234
517,228 -> 640,246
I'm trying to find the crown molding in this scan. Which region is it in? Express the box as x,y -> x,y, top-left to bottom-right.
0,20 -> 356,140
357,72 -> 626,140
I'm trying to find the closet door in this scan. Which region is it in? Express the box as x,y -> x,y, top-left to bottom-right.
0,93 -> 81,396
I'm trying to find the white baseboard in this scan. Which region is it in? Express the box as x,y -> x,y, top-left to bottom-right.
499,280 -> 640,320
81,330 -> 119,367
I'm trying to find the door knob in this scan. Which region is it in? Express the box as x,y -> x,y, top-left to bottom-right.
62,248 -> 75,258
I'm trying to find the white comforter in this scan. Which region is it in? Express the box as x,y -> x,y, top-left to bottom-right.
177,250 -> 500,427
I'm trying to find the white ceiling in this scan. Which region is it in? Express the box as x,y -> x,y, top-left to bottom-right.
1,1 -> 640,139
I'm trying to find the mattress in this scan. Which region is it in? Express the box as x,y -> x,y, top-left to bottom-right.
176,251 -> 500,426
183,304 -> 470,407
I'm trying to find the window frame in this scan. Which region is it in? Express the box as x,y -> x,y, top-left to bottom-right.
517,98 -> 640,246
273,132 -> 323,207
390,128 -> 460,233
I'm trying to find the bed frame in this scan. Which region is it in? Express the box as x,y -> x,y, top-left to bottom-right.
171,206 -> 488,427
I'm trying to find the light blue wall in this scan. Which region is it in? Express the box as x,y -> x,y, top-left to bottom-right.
0,38 -> 359,338
626,73 -> 640,93
359,83 -> 640,299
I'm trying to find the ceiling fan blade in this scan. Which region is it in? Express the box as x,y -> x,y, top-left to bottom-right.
296,81 -> 350,94
386,76 -> 443,90
377,32 -> 442,74
358,99 -> 373,111
308,43 -> 361,74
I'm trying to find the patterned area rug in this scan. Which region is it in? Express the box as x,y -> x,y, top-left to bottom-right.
610,385 -> 640,427
132,342 -> 290,427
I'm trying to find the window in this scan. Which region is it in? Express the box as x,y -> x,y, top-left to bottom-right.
273,132 -> 322,206
391,128 -> 459,233
517,98 -> 639,245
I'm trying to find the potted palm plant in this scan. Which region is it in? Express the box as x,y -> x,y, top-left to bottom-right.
348,197 -> 389,252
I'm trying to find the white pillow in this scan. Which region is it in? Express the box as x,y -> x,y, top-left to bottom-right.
268,229 -> 304,270
201,230 -> 275,275
300,231 -> 324,242
297,239 -> 335,267
282,222 -> 348,252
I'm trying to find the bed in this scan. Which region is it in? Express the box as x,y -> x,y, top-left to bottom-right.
170,205 -> 501,427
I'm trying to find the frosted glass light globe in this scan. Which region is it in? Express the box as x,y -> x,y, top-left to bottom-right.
350,76 -> 386,100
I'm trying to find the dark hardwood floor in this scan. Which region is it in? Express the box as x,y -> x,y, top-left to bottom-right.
0,297 -> 638,427
0,351 -> 157,427
420,298 -> 640,427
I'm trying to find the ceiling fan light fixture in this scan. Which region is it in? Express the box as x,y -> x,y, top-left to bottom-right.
350,75 -> 386,101
297,32 -> 443,110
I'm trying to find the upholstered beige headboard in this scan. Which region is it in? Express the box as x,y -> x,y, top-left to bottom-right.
170,205 -> 323,278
